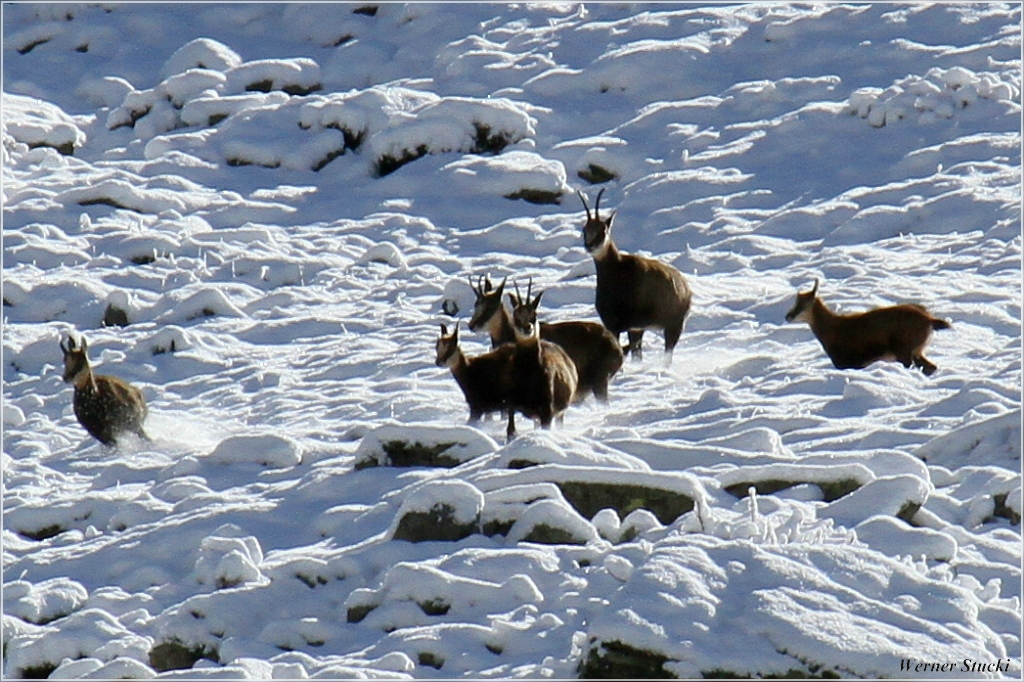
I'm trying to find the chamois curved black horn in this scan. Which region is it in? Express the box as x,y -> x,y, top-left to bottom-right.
594,188 -> 605,220
577,190 -> 591,221
811,279 -> 819,296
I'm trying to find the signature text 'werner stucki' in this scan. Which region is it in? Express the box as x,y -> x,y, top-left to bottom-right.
900,658 -> 1014,674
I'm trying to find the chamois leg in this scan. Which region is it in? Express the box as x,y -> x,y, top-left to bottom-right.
506,408 -> 517,441
913,354 -> 938,376
895,351 -> 914,369
664,319 -> 683,355
626,330 -> 644,360
592,377 -> 610,403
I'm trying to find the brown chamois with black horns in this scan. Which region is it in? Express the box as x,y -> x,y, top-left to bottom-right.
60,335 -> 149,446
435,321 -> 517,429
467,274 -> 516,347
509,278 -> 623,403
506,310 -> 578,437
436,320 -> 577,441
579,189 -> 692,362
784,279 -> 951,375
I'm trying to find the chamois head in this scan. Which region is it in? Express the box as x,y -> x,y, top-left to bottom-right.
508,278 -> 543,338
579,189 -> 616,257
785,279 -> 819,323
468,274 -> 507,332
435,322 -> 461,368
60,335 -> 91,384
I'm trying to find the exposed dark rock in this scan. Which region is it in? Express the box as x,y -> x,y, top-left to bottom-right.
18,523 -> 66,541
557,481 -> 694,525
356,440 -> 462,469
504,189 -> 563,205
419,652 -> 444,669
149,641 -> 217,673
103,302 -> 129,327
17,38 -> 50,55
579,639 -> 674,679
375,144 -> 429,177
347,603 -> 376,624
353,5 -> 378,16
578,163 -> 618,184
392,502 -> 479,543
724,478 -> 861,503
521,523 -> 585,545
992,493 -> 1021,525
17,663 -> 59,679
417,598 -> 451,616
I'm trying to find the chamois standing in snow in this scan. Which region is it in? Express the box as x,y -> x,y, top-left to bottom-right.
505,311 -> 578,435
435,321 -> 576,441
60,335 -> 149,446
784,279 -> 951,375
579,189 -> 692,362
435,321 -> 517,426
508,278 -> 623,403
469,274 -> 622,402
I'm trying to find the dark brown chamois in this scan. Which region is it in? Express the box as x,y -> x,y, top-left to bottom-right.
60,335 -> 149,446
579,189 -> 692,362
784,279 -> 951,375
436,321 -> 576,441
506,313 -> 578,437
435,322 -> 516,427
509,278 -> 623,403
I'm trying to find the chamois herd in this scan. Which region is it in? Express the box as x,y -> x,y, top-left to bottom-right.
59,190 -> 951,447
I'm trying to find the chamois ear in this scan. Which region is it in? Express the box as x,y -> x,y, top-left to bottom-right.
453,320 -> 460,339
441,323 -> 449,336
495,277 -> 507,296
59,337 -> 67,354
531,290 -> 544,309
483,274 -> 493,293
810,279 -> 819,296
606,210 -> 616,229
80,336 -> 88,353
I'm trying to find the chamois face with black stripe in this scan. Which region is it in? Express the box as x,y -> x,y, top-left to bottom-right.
435,322 -> 461,368
468,275 -> 506,330
61,337 -> 91,386
509,278 -> 543,339
784,280 -> 819,324
581,189 -> 615,260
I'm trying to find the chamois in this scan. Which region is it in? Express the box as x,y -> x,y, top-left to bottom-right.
784,279 -> 951,375
579,189 -> 692,362
435,321 -> 576,441
435,321 -> 516,426
508,278 -> 623,403
60,335 -> 149,446
507,313 -> 578,436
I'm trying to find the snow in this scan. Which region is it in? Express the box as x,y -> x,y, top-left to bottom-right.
2,3 -> 1020,680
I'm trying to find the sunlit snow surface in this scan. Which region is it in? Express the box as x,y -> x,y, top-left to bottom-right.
3,3 -> 1021,679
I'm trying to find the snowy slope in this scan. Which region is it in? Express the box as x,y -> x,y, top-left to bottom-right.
2,3 -> 1021,679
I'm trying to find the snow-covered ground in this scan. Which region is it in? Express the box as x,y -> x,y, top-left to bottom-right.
2,3 -> 1021,679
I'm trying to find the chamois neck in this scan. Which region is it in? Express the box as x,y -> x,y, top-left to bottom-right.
810,298 -> 841,330
73,367 -> 97,392
590,238 -> 620,264
487,307 -> 516,345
